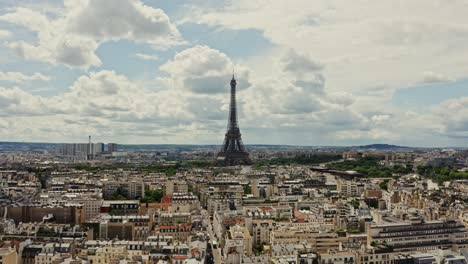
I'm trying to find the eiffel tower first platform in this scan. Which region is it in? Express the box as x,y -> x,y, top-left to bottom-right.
216,75 -> 252,166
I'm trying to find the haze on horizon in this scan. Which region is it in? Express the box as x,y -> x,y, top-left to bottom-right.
1,0 -> 468,147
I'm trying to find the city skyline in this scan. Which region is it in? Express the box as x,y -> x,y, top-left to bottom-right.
1,1 -> 468,147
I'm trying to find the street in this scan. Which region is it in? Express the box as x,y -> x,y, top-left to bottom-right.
202,210 -> 223,264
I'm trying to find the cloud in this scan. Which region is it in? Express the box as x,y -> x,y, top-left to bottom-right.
134,53 -> 159,61
0,30 -> 11,39
282,49 -> 324,75
432,97 -> 468,136
187,96 -> 226,121
184,0 -> 468,96
326,91 -> 355,107
2,0 -> 468,146
0,0 -> 183,68
371,114 -> 391,125
250,50 -> 328,115
0,7 -> 50,32
0,87 -> 49,116
420,71 -> 454,84
0,6 -> 102,68
0,64 -> 234,143
160,45 -> 251,94
168,0 -> 468,145
241,49 -> 366,138
66,0 -> 183,47
0,72 -> 51,83
0,42 -> 465,146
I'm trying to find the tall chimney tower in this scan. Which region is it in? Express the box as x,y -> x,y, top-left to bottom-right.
88,135 -> 92,160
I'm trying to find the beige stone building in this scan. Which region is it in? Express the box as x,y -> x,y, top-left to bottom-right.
87,245 -> 127,264
0,248 -> 17,264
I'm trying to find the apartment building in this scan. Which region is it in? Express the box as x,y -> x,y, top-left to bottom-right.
367,218 -> 468,252
0,248 -> 17,264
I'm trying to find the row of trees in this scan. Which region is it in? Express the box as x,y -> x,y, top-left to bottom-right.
140,189 -> 165,203
417,165 -> 468,183
110,188 -> 165,203
255,154 -> 342,168
327,156 -> 468,183
327,157 -> 412,177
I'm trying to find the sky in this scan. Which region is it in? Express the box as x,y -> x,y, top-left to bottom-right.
1,0 -> 468,147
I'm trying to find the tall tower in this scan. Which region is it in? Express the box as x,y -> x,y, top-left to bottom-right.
216,75 -> 251,166
88,135 -> 93,160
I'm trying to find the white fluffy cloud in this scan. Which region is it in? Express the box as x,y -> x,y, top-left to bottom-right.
282,49 -> 324,76
2,1 -> 468,145
420,71 -> 454,84
0,0 -> 183,68
0,87 -> 49,116
0,29 -> 11,39
0,52 -> 238,143
239,49 -> 372,144
0,72 -> 50,83
433,97 -> 468,137
135,53 -> 159,61
66,0 -> 182,47
1,46 -> 359,144
184,0 -> 468,95
0,70 -> 185,142
160,45 -> 250,94
0,7 -> 49,32
0,43 -> 462,145
174,0 -> 468,145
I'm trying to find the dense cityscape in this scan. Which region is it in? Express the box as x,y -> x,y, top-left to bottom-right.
0,138 -> 468,264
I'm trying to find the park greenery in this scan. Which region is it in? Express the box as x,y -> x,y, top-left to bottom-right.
110,188 -> 165,202
327,156 -> 468,183
416,165 -> 468,183
255,154 -> 342,168
243,185 -> 252,195
142,164 -> 180,176
326,157 -> 412,177
252,243 -> 265,255
140,189 -> 165,203
110,187 -> 128,200
379,179 -> 390,191
350,199 -> 360,209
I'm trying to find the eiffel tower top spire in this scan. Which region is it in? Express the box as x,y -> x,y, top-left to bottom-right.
228,73 -> 238,130
216,75 -> 251,166
231,70 -> 236,86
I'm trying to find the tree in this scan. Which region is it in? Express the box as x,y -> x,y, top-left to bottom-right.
350,199 -> 359,209
379,179 -> 390,191
111,187 -> 128,200
140,189 -> 164,203
243,185 -> 252,195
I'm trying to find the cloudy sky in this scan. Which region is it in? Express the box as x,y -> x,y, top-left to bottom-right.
1,0 -> 468,147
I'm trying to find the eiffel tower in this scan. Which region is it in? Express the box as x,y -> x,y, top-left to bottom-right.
216,75 -> 251,166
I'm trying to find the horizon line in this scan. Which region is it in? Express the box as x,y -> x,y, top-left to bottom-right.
0,141 -> 463,149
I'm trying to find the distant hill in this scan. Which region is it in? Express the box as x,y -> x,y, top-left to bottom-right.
0,142 -> 60,152
353,144 -> 411,150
